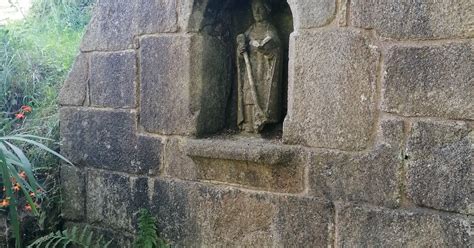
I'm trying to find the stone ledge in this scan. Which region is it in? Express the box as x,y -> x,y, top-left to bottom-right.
185,137 -> 305,193
186,137 -> 299,165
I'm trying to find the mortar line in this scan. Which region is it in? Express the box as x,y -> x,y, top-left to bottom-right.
332,202 -> 339,248
346,0 -> 351,26
135,40 -> 142,132
381,112 -> 474,123
369,34 -> 384,151
86,53 -> 91,107
157,176 -> 327,200
398,120 -> 413,208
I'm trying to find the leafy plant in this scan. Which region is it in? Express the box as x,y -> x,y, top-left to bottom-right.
0,134 -> 72,248
27,225 -> 112,248
134,209 -> 168,248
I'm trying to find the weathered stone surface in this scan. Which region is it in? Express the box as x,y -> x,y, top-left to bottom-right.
81,0 -> 177,51
351,0 -> 473,39
139,35 -> 195,135
186,138 -> 304,193
283,29 -> 378,150
86,169 -> 149,231
60,108 -> 162,174
406,121 -> 472,214
151,179 -> 333,246
140,34 -> 229,135
163,137 -> 197,180
137,0 -> 177,35
195,186 -> 275,247
137,134 -> 164,175
59,53 -> 89,106
193,157 -> 303,193
60,165 -> 85,221
382,42 -> 473,120
60,108 -> 137,171
81,1 -> 136,51
288,0 -> 336,29
191,34 -> 231,134
90,51 -> 136,108
274,196 -> 333,247
151,179 -> 198,246
335,203 -> 473,247
309,118 -> 404,207
186,138 -> 299,165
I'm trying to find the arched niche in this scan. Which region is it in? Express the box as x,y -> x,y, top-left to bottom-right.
184,0 -> 294,137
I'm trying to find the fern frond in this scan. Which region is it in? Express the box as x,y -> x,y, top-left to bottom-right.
134,209 -> 169,248
27,225 -> 113,248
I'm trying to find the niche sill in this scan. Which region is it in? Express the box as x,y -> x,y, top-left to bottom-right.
185,136 -> 304,193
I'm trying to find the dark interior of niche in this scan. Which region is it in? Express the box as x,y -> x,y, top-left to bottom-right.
200,0 -> 293,139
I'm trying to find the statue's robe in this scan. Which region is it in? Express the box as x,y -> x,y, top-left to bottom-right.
237,22 -> 282,132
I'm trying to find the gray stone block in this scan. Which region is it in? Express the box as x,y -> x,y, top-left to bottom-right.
193,185 -> 275,247
139,35 -> 195,135
335,203 -> 473,247
59,53 -> 89,106
137,134 -> 164,175
406,121 -> 472,214
309,118 -> 404,207
60,108 -> 162,174
86,169 -> 149,232
81,0 -> 178,51
151,179 -> 198,246
382,42 -> 473,120
351,0 -> 473,39
60,165 -> 86,221
151,179 -> 333,246
139,34 -> 230,136
81,0 -> 137,51
90,51 -> 137,108
309,145 -> 401,208
137,0 -> 177,34
288,0 -> 336,29
60,108 -> 137,171
162,137 -> 198,181
283,29 -> 378,150
274,196 -> 333,247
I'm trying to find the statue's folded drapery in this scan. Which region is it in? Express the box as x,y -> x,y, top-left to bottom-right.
237,22 -> 282,133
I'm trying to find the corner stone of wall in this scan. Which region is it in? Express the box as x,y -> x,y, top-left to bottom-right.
58,0 -> 473,246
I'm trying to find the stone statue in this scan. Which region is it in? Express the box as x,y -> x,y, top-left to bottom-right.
236,0 -> 282,133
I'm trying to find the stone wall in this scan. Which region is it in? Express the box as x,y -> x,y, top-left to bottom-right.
59,0 -> 473,246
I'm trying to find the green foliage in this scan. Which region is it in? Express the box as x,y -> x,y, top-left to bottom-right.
27,225 -> 112,248
0,134 -> 72,248
0,0 -> 95,245
0,0 -> 95,153
134,209 -> 169,248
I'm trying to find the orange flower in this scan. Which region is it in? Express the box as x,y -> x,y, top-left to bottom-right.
29,192 -> 36,198
19,171 -> 27,179
21,105 -> 32,113
15,113 -> 25,119
25,204 -> 32,211
12,183 -> 21,192
0,199 -> 10,207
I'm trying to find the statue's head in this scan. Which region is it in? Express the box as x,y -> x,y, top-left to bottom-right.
252,0 -> 270,22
